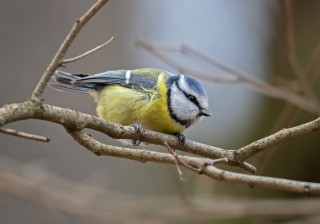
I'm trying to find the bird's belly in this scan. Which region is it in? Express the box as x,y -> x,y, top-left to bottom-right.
94,86 -> 184,134
95,86 -> 146,125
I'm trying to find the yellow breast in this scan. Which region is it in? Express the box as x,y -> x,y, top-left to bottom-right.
138,74 -> 185,133
91,74 -> 185,134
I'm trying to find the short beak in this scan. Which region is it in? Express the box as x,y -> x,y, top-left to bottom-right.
200,108 -> 212,116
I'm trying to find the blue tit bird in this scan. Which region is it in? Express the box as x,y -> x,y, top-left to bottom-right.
50,68 -> 211,143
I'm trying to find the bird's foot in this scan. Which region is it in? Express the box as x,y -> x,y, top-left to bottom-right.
132,123 -> 143,146
173,133 -> 186,146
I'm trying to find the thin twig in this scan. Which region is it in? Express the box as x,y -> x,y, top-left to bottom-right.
137,39 -> 320,115
136,40 -> 239,83
233,117 -> 320,161
283,0 -> 304,78
163,141 -> 185,180
182,43 -> 320,114
305,39 -> 320,81
62,36 -> 115,64
237,162 -> 257,174
0,127 -> 50,142
31,0 -> 109,100
283,0 -> 319,103
256,103 -> 300,171
203,164 -> 320,195
163,141 -> 200,173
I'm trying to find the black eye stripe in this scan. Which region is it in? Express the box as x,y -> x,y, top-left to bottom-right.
175,81 -> 201,109
187,94 -> 196,102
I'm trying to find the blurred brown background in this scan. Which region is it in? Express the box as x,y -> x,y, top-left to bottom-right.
1,0 -> 320,223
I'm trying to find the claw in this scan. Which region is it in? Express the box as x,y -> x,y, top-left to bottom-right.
132,123 -> 142,133
132,123 -> 142,146
173,133 -> 186,146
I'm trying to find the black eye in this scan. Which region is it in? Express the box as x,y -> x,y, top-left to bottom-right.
187,94 -> 196,102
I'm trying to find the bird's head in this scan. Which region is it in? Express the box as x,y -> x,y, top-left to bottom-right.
167,74 -> 211,128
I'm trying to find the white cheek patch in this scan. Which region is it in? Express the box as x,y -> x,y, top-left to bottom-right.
170,84 -> 199,121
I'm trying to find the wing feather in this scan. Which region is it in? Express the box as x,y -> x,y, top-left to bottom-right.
72,68 -> 173,90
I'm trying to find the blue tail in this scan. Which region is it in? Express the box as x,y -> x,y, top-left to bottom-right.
50,70 -> 97,92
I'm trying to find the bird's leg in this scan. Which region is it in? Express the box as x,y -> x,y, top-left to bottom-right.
173,133 -> 186,146
132,123 -> 143,146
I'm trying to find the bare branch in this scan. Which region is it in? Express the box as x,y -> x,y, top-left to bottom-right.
62,36 -> 115,64
31,0 -> 109,100
163,141 -> 203,174
136,40 -> 239,83
283,0 -> 304,78
0,127 -> 50,142
256,103 -> 300,171
1,100 -> 320,167
283,0 -> 319,103
305,39 -> 320,81
136,39 -> 320,115
66,127 -> 320,194
0,100 -> 226,160
1,100 -> 320,194
203,165 -> 320,195
233,117 -> 320,161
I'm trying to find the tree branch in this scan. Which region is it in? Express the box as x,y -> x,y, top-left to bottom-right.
31,0 -> 109,100
0,100 -> 226,160
305,39 -> 320,81
0,127 -> 50,142
234,117 -> 320,161
283,0 -> 304,79
1,100 -> 320,194
136,39 -> 320,115
62,36 -> 115,64
283,0 -> 319,103
66,126 -> 320,194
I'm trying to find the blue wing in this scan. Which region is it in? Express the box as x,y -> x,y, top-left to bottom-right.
76,70 -> 157,89
51,68 -> 175,92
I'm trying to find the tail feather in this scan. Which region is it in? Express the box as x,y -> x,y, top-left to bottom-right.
50,70 -> 97,92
